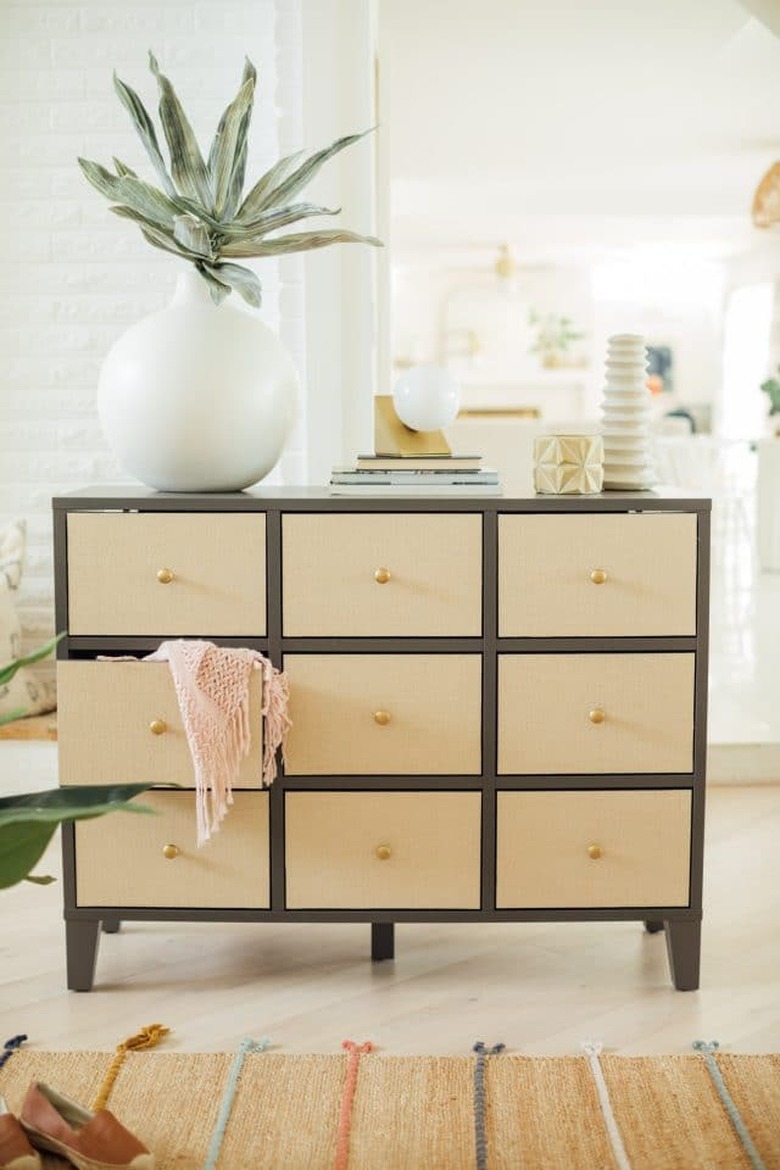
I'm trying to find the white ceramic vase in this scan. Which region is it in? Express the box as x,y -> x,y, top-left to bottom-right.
600,333 -> 655,490
97,268 -> 299,492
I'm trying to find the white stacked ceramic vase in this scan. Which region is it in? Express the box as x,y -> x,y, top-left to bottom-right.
600,333 -> 655,490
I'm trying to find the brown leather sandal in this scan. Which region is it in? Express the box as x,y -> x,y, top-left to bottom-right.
19,1083 -> 153,1170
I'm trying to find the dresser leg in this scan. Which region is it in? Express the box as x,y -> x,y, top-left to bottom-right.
371,922 -> 394,961
644,919 -> 665,934
664,919 -> 701,991
101,918 -> 121,934
66,919 -> 100,991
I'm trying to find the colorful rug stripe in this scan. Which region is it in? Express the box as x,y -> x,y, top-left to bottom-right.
692,1040 -> 768,1170
203,1036 -> 270,1170
581,1041 -> 632,1170
473,1041 -> 505,1170
0,1035 -> 26,1071
335,1041 -> 374,1170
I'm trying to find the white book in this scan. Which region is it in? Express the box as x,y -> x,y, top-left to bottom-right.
328,481 -> 502,497
330,470 -> 500,486
354,454 -> 482,471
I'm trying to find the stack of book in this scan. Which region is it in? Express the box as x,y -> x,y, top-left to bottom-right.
329,454 -> 502,496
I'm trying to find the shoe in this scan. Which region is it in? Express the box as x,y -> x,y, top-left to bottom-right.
0,1096 -> 41,1170
19,1083 -> 153,1170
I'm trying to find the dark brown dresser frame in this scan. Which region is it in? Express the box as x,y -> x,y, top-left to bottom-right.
53,486 -> 711,992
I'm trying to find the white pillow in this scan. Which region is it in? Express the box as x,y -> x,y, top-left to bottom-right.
0,518 -> 56,721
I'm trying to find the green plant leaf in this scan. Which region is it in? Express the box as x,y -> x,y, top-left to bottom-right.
0,785 -> 157,890
112,157 -> 138,178
196,262 -> 232,305
113,71 -> 177,197
137,224 -> 201,262
0,708 -> 25,727
173,213 -> 215,258
0,821 -> 59,889
232,148 -> 307,225
221,228 -> 382,259
237,129 -> 375,222
204,262 -> 263,307
110,206 -> 205,261
0,633 -> 64,687
79,159 -> 182,230
208,60 -> 256,219
149,52 -> 213,210
219,201 -> 340,242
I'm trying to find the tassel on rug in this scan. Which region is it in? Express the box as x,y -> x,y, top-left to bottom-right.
203,1036 -> 271,1170
692,1040 -> 767,1170
472,1041 -> 505,1170
0,1035 -> 27,1071
581,1040 -> 631,1170
91,1023 -> 171,1111
335,1040 -> 374,1170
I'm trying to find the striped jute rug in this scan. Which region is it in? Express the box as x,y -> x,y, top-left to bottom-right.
1,1045 -> 778,1169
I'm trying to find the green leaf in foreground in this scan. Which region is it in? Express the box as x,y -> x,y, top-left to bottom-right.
0,785 -> 156,889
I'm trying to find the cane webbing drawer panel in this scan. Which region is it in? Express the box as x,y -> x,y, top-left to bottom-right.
495,789 -> 692,909
285,791 -> 482,909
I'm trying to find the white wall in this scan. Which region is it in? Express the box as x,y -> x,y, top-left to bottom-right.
0,0 -> 305,672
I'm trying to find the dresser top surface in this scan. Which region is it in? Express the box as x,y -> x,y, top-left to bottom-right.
54,485 -> 712,513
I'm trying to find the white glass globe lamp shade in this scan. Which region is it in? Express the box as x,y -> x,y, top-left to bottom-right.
392,364 -> 460,432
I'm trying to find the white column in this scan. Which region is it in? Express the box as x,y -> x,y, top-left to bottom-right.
300,0 -> 379,482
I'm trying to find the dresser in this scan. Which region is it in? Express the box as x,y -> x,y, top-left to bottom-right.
53,487 -> 710,992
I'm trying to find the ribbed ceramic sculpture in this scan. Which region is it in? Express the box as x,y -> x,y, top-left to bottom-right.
600,333 -> 655,490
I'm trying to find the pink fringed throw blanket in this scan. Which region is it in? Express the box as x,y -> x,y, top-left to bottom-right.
146,640 -> 291,845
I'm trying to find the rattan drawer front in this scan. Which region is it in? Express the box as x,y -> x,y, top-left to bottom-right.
285,791 -> 482,909
498,653 -> 694,775
496,789 -> 691,908
57,661 -> 264,789
281,512 -> 482,636
284,654 -> 482,775
75,791 -> 270,908
67,512 -> 266,635
498,513 -> 697,636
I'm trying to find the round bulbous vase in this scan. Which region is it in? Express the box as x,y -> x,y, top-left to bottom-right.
97,268 -> 299,492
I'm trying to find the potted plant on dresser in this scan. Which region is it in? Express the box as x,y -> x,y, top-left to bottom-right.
79,52 -> 382,492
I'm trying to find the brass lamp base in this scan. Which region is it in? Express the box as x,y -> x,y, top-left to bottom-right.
373,396 -> 452,457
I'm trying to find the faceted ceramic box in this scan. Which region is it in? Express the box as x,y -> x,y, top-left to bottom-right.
533,435 -> 604,495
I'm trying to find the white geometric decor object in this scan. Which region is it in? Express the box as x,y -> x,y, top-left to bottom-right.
533,434 -> 604,495
600,333 -> 655,490
97,269 -> 300,492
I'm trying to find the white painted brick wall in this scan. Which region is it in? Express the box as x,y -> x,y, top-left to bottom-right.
0,0 -> 306,682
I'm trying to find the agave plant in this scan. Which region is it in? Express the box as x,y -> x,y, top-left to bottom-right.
78,53 -> 381,308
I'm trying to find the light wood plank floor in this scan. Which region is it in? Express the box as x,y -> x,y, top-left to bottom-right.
1,785 -> 778,1057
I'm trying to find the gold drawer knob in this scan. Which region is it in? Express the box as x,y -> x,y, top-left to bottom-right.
588,708 -> 606,724
149,718 -> 167,736
162,843 -> 180,860
587,843 -> 603,860
589,568 -> 608,585
156,567 -> 175,584
373,710 -> 391,726
374,567 -> 391,584
375,844 -> 392,861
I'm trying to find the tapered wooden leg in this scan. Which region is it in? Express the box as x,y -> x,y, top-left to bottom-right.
101,918 -> 121,934
665,919 -> 701,991
371,922 -> 394,961
66,919 -> 100,991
